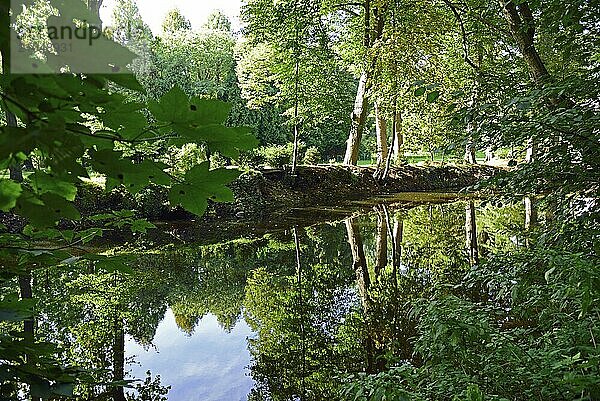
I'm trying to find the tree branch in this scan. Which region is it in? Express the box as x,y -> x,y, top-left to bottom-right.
441,0 -> 481,71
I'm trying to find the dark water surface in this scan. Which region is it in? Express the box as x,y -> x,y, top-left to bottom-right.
34,195 -> 525,400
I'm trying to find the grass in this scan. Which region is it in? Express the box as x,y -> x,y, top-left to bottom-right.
355,152 -> 488,166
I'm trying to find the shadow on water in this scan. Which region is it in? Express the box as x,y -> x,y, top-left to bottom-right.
29,193 -> 528,400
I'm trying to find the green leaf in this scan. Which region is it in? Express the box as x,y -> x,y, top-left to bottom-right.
414,87 -> 426,97
0,180 -> 22,211
15,191 -> 81,228
101,107 -> 148,140
174,124 -> 258,158
0,126 -> 38,161
148,86 -> 189,123
187,98 -> 232,125
29,172 -> 77,201
169,162 -> 240,216
90,150 -> 171,193
131,219 -> 156,234
101,73 -> 146,92
0,294 -> 35,322
427,90 -> 440,103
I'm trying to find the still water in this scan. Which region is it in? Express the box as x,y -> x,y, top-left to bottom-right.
35,196 -> 525,400
127,311 -> 254,400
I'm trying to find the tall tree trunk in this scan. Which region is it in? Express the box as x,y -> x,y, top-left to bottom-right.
344,71 -> 370,165
345,218 -> 370,309
1,23 -> 23,181
6,110 -> 22,181
525,137 -> 536,163
501,3 -> 546,232
392,111 -> 403,162
465,201 -> 479,265
464,138 -> 476,164
19,273 -> 40,401
392,219 -> 403,270
500,1 -> 549,83
524,196 -> 537,230
374,104 -> 388,171
293,227 -> 307,398
500,0 -> 565,165
465,94 -> 477,164
344,0 -> 386,166
18,274 -> 34,336
87,0 -> 104,26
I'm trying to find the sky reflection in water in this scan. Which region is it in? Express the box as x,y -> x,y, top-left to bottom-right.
126,310 -> 255,401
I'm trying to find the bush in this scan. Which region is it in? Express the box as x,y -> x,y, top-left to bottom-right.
302,146 -> 321,165
237,142 -> 316,169
260,144 -> 293,169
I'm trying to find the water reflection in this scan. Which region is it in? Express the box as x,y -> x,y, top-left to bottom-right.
127,311 -> 254,401
27,197 -> 526,400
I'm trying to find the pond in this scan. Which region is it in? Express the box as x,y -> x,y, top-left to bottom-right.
31,195 -> 526,400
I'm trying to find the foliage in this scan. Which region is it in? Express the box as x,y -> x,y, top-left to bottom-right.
203,10 -> 233,33
161,8 -> 191,35
239,142 -> 320,169
0,0 -> 258,395
240,0 -> 355,159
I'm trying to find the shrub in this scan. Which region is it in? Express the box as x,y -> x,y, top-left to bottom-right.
302,146 -> 321,165
259,144 -> 292,169
237,142 -> 318,169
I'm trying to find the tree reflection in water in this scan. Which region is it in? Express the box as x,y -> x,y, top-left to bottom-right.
21,198 -> 521,400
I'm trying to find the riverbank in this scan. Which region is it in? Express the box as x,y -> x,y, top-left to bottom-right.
216,164 -> 496,219
0,164 -> 497,236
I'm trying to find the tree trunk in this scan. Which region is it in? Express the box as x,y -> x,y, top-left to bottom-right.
500,0 -> 558,167
464,111 -> 477,164
344,71 -> 370,165
464,141 -> 476,163
87,0 -> 104,26
1,21 -> 24,182
374,104 -> 388,171
18,274 -> 34,337
525,137 -> 536,163
465,201 -> 479,265
345,217 -> 383,373
19,273 -> 40,401
292,227 -> 307,398
344,0 -> 386,166
6,110 -> 22,182
524,196 -> 537,230
392,111 -> 403,162
392,219 -> 403,270
500,1 -> 549,83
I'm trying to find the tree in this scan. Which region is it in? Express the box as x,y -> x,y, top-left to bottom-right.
111,0 -> 152,46
162,8 -> 191,35
0,0 -> 257,394
240,0 -> 355,163
203,10 -> 232,33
